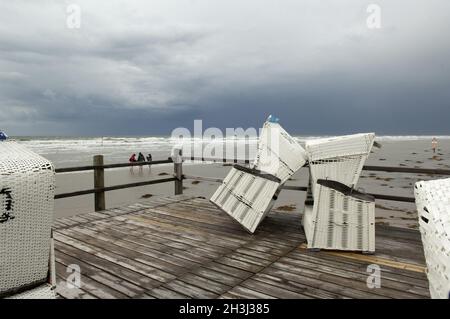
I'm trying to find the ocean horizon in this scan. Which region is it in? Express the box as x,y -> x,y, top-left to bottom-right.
7,134 -> 450,168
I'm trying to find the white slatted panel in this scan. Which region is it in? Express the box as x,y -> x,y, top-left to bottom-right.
253,122 -> 307,183
415,178 -> 450,299
304,182 -> 375,252
306,133 -> 375,196
210,167 -> 280,233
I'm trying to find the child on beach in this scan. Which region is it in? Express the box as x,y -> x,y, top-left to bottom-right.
432,137 -> 438,154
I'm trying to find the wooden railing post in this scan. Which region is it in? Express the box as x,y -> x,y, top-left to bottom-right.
93,155 -> 106,211
172,148 -> 183,195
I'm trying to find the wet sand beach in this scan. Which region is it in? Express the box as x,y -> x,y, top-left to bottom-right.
53,138 -> 450,230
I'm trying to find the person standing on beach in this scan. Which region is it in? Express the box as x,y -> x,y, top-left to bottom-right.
137,152 -> 145,174
129,153 -> 137,174
432,137 -> 438,154
146,153 -> 152,172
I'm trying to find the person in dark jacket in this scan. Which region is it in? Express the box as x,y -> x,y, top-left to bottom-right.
137,152 -> 145,173
146,153 -> 153,172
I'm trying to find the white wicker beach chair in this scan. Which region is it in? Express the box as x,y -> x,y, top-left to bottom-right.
302,133 -> 376,253
211,119 -> 307,233
305,133 -> 375,196
0,141 -> 56,299
303,179 -> 375,253
414,178 -> 450,299
253,120 -> 308,184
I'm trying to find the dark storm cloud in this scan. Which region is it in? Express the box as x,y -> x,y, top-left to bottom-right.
0,0 -> 450,136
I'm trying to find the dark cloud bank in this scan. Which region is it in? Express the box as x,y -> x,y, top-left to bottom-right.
0,0 -> 449,136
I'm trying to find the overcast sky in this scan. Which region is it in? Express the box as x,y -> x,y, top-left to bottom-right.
0,0 -> 449,136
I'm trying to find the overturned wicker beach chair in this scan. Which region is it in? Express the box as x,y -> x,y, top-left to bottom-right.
414,178 -> 450,299
211,118 -> 307,233
305,133 -> 375,196
303,179 -> 375,253
303,133 -> 376,253
0,141 -> 56,299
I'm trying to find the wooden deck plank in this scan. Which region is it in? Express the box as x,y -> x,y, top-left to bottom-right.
289,250 -> 429,288
58,228 -> 187,278
91,220 -> 225,261
119,215 -> 245,250
55,262 -> 129,299
190,267 -> 246,287
56,250 -> 146,298
276,256 -> 428,298
240,278 -> 313,299
146,287 -> 191,299
219,286 -> 276,299
159,280 -> 219,298
293,248 -> 428,283
54,241 -> 162,290
71,226 -> 200,269
149,203 -> 304,241
260,266 -> 384,299
54,232 -> 176,283
53,195 -> 431,299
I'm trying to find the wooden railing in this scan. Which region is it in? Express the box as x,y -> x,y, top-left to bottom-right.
55,156 -> 178,211
54,153 -> 450,212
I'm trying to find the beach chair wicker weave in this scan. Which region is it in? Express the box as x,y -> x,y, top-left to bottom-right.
414,178 -> 450,299
0,141 -> 56,299
211,119 -> 307,233
303,179 -> 375,252
6,284 -> 56,299
305,133 -> 375,196
253,121 -> 307,184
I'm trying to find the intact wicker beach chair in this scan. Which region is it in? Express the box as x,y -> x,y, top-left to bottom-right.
0,141 -> 56,299
414,178 -> 450,299
211,118 -> 307,233
303,179 -> 375,253
303,133 -> 376,253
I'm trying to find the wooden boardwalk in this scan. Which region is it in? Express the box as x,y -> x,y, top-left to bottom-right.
53,195 -> 430,299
